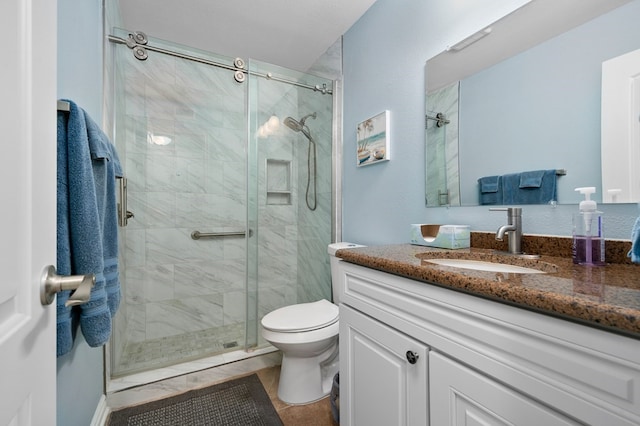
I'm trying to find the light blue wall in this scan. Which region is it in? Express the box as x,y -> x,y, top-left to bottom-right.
56,1 -> 105,425
342,0 -> 640,245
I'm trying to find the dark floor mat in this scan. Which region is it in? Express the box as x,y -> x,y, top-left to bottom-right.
108,374 -> 283,426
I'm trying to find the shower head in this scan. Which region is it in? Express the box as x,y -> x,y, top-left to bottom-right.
284,113 -> 316,132
283,116 -> 304,133
283,112 -> 318,211
283,113 -> 317,142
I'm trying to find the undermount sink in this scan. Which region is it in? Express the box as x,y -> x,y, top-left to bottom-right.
423,258 -> 547,274
415,252 -> 558,274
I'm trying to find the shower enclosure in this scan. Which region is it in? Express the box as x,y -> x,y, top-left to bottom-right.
106,29 -> 336,378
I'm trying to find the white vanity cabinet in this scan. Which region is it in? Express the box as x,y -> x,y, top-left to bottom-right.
340,304 -> 428,426
430,352 -> 579,425
337,260 -> 640,426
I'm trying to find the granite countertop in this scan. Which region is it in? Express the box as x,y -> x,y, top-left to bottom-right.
336,242 -> 640,338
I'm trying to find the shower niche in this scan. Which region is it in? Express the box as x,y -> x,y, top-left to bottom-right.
266,159 -> 292,205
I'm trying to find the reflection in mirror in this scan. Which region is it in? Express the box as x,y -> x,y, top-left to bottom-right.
426,83 -> 459,206
425,0 -> 639,207
601,48 -> 640,203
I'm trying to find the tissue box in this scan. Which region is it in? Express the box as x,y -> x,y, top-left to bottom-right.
410,224 -> 470,249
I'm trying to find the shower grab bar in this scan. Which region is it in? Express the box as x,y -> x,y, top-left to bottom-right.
191,230 -> 250,240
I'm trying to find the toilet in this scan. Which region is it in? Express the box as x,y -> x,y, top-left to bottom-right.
261,242 -> 364,405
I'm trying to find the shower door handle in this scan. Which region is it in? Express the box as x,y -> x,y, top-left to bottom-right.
40,265 -> 95,307
117,177 -> 134,227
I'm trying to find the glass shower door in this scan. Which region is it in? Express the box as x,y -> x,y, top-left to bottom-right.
245,60 -> 334,348
110,31 -> 250,376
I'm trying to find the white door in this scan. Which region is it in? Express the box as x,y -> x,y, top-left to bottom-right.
0,0 -> 58,424
601,48 -> 640,203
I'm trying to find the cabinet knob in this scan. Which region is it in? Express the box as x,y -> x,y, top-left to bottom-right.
406,351 -> 419,364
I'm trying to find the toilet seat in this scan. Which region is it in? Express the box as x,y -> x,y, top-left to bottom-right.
261,299 -> 338,333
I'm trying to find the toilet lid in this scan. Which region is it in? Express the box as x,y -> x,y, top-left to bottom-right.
261,299 -> 339,333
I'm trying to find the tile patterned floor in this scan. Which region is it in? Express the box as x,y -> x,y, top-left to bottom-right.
257,365 -> 337,426
113,323 -> 246,376
106,352 -> 337,425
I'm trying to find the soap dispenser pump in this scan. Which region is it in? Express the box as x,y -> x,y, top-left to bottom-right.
572,187 -> 605,265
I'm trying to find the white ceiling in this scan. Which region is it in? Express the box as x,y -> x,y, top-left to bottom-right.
117,0 -> 378,72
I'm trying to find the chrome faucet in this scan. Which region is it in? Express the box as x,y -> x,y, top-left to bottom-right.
490,207 -> 522,254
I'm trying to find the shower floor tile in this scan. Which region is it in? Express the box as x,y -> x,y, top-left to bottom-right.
113,322 -> 246,376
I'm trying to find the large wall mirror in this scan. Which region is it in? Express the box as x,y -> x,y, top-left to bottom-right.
425,0 -> 640,207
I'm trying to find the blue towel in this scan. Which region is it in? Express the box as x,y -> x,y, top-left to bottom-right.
56,110 -> 74,356
629,216 -> 640,263
519,170 -> 545,188
477,175 -> 502,205
84,115 -> 123,316
56,100 -> 122,356
502,169 -> 557,204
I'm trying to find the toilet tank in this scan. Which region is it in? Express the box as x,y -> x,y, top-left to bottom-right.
328,242 -> 365,304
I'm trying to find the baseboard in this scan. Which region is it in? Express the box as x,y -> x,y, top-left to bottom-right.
90,395 -> 110,426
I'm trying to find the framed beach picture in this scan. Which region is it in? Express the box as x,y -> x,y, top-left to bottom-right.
356,110 -> 390,167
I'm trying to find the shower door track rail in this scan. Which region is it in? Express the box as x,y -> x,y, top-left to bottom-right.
108,33 -> 333,95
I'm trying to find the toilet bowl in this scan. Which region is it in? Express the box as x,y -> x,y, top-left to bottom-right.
260,242 -> 364,405
262,299 -> 339,404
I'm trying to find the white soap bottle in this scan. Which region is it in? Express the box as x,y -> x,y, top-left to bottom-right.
572,187 -> 605,265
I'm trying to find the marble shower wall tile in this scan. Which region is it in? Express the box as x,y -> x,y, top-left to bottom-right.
203,159 -> 225,196
206,127 -> 246,163
142,192 -> 176,228
124,229 -> 146,267
145,294 -> 224,340
174,258 -> 245,297
223,291 -> 246,326
126,307 -> 146,344
174,132 -> 206,160
175,156 -> 206,193
125,153 -> 147,193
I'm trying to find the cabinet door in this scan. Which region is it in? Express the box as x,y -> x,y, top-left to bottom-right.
340,304 -> 429,426
429,352 -> 581,426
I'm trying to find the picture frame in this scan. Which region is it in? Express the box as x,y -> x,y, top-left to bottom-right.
356,110 -> 390,167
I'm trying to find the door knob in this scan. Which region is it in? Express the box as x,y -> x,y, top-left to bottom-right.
406,351 -> 419,365
40,265 -> 95,307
